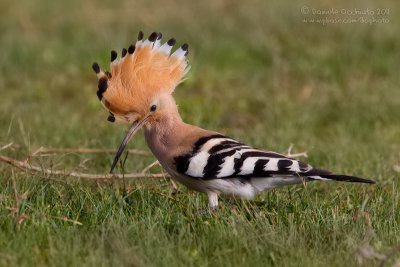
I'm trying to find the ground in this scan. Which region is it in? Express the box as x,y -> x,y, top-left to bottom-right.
0,0 -> 399,266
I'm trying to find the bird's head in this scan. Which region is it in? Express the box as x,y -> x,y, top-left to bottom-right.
92,31 -> 190,173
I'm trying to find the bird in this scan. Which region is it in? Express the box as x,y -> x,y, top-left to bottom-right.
91,31 -> 375,210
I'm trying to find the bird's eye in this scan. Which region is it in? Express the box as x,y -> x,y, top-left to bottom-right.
150,104 -> 157,112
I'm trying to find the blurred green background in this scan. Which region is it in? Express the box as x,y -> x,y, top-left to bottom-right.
0,0 -> 399,266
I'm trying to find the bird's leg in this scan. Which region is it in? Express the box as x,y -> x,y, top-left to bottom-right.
207,191 -> 219,212
194,192 -> 219,216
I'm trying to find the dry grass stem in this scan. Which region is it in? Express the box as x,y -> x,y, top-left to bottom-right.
30,147 -> 151,156
0,154 -> 169,180
285,144 -> 308,158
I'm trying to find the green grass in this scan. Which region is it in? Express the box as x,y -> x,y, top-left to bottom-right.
1,0 -> 399,266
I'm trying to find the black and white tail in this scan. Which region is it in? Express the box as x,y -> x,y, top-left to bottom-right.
305,168 -> 375,184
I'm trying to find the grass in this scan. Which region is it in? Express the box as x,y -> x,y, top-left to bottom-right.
0,0 -> 399,266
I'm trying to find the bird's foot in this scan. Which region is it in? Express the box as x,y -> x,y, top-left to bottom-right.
195,206 -> 218,217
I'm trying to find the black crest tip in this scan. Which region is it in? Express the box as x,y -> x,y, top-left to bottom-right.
107,115 -> 116,123
167,38 -> 176,46
148,32 -> 158,42
121,48 -> 127,57
128,45 -> 135,54
96,91 -> 103,100
137,31 -> 144,40
110,50 -> 117,62
92,62 -> 100,74
98,77 -> 108,93
181,43 -> 189,51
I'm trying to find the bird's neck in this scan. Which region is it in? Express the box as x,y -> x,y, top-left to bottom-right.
143,96 -> 187,161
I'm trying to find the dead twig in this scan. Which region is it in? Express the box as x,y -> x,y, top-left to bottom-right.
141,160 -> 160,174
0,142 -> 14,152
41,213 -> 83,225
285,144 -> 308,158
0,154 -> 169,180
379,243 -> 400,267
30,147 -> 151,156
140,161 -> 179,191
9,169 -> 29,225
393,165 -> 400,173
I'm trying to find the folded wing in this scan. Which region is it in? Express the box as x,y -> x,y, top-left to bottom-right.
173,134 -> 375,184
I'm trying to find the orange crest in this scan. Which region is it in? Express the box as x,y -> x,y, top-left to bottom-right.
92,31 -> 190,123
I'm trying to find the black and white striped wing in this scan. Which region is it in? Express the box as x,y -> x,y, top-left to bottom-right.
174,134 -> 314,180
174,134 -> 376,184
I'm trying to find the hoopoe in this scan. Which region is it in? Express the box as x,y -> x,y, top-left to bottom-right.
92,31 -> 375,210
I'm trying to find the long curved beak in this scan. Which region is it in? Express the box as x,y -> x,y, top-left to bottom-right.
110,114 -> 150,173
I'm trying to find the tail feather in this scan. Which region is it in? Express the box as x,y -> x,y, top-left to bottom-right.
308,174 -> 376,184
